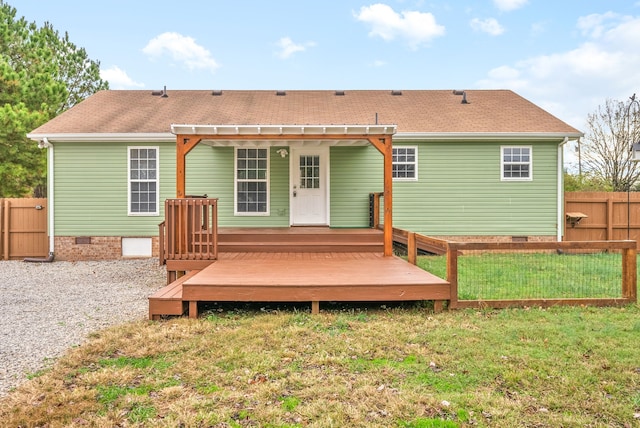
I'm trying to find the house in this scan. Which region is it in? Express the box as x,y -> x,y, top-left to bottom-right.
27,89 -> 582,261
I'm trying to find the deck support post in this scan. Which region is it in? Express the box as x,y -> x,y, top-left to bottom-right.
189,301 -> 198,319
311,301 -> 320,315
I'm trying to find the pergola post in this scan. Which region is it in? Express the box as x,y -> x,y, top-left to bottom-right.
176,135 -> 202,198
368,136 -> 393,256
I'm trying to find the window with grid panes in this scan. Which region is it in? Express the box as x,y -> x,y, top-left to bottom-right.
299,155 -> 320,189
392,146 -> 418,180
128,147 -> 158,215
501,146 -> 532,180
236,148 -> 269,214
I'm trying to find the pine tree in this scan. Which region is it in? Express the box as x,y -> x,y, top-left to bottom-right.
0,2 -> 108,196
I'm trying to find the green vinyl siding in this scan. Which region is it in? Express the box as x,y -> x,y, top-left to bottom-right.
53,139 -> 559,237
185,145 -> 289,227
54,143 -> 290,236
392,141 -> 559,236
53,141 -> 175,236
330,146 -> 383,227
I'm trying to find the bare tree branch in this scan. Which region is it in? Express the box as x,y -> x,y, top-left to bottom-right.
582,97 -> 640,191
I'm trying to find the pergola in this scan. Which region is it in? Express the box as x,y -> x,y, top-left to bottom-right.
170,124 -> 397,256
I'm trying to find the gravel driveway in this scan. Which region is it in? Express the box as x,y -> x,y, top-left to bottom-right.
0,258 -> 165,397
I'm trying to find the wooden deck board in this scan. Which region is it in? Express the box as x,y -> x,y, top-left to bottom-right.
182,253 -> 449,303
152,252 -> 450,319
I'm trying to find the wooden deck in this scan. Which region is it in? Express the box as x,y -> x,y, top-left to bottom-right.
149,252 -> 450,319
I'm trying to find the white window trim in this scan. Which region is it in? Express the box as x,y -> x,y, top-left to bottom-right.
127,146 -> 159,216
501,145 -> 533,182
392,146 -> 419,182
234,147 -> 270,216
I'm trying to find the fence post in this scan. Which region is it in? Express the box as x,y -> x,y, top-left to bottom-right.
607,196 -> 614,240
622,246 -> 637,302
446,244 -> 458,309
3,199 -> 9,260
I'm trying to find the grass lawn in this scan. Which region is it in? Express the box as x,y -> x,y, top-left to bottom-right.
415,252 -> 624,300
1,304 -> 639,427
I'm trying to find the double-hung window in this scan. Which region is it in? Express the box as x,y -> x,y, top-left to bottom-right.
235,148 -> 269,215
128,147 -> 159,215
392,146 -> 418,181
501,146 -> 532,181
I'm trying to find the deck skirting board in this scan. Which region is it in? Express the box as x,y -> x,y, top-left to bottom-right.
182,283 -> 451,302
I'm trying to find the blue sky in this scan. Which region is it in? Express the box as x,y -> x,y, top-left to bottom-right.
8,0 -> 640,168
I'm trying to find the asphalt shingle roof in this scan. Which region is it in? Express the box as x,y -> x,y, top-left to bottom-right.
30,89 -> 582,136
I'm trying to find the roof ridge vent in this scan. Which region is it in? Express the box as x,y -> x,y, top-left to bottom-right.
151,85 -> 168,98
391,90 -> 402,96
212,90 -> 223,96
335,90 -> 345,96
276,90 -> 286,96
452,90 -> 469,104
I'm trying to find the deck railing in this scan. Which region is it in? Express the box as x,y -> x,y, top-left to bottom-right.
369,192 -> 384,228
159,198 -> 218,265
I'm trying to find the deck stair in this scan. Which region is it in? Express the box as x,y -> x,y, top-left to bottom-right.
149,269 -> 201,320
217,227 -> 384,253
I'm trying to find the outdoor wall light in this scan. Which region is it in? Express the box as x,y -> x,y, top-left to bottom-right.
277,148 -> 288,158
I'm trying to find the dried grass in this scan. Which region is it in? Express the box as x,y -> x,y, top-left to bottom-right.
1,304 -> 639,427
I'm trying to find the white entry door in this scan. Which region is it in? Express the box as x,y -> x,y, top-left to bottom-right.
291,147 -> 329,225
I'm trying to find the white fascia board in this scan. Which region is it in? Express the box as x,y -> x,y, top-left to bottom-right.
26,133 -> 174,143
393,132 -> 584,142
170,124 -> 397,136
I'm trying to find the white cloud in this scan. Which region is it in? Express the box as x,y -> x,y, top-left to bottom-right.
100,66 -> 144,89
477,13 -> 640,133
372,60 -> 387,67
354,3 -> 445,49
493,0 -> 528,11
142,32 -> 219,73
470,18 -> 505,36
577,12 -> 620,38
275,37 -> 316,59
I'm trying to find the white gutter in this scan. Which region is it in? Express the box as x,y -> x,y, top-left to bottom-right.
394,132 -> 584,142
27,133 -> 174,143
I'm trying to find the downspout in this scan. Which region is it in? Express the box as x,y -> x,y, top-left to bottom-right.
558,137 -> 569,241
46,137 -> 54,256
25,138 -> 54,262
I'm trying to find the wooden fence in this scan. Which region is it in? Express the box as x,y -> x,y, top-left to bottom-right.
394,228 -> 637,310
0,198 -> 48,260
565,191 -> 640,242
